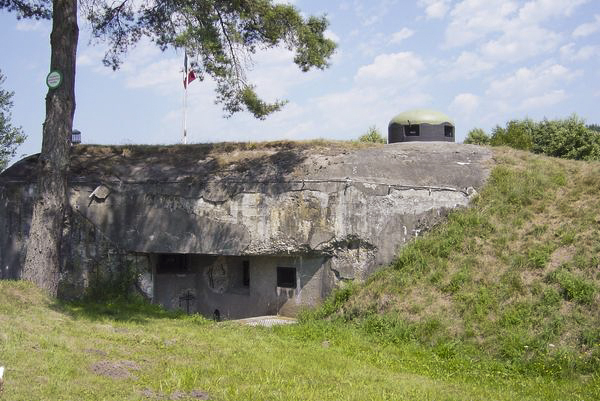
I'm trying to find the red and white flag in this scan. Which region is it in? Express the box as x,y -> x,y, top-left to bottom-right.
183,51 -> 197,88
184,69 -> 196,88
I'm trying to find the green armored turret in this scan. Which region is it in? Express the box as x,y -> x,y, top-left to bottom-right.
388,109 -> 455,143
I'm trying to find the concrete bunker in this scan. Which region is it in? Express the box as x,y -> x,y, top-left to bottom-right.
0,142 -> 491,320
388,109 -> 455,143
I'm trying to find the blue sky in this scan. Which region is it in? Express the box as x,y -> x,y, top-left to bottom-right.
1,0 -> 599,165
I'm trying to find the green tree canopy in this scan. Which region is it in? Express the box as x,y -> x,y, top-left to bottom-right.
490,119 -> 535,150
3,0 -> 336,119
0,70 -> 26,171
86,0 -> 336,118
463,128 -> 489,145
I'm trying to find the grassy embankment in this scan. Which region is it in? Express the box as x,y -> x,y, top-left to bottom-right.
0,147 -> 599,400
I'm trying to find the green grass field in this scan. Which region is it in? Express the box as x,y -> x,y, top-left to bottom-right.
1,147 -> 599,400
1,281 -> 598,400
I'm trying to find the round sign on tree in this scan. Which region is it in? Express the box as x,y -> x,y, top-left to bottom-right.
46,70 -> 62,89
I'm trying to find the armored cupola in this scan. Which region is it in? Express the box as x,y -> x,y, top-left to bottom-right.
388,109 -> 455,143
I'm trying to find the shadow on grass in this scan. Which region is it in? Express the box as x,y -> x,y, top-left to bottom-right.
50,296 -> 190,324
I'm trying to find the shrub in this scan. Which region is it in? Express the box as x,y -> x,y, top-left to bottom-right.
531,115 -> 600,161
490,119 -> 534,150
489,115 -> 600,161
359,126 -> 386,143
464,128 -> 490,145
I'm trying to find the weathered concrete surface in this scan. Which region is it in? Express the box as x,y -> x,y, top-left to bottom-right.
0,142 -> 492,315
152,254 -> 325,319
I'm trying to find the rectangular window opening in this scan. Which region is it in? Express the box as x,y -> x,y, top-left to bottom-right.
405,124 -> 420,136
156,254 -> 188,274
444,125 -> 454,137
242,260 -> 250,287
277,267 -> 296,288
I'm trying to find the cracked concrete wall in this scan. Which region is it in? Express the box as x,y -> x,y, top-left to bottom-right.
0,142 -> 492,315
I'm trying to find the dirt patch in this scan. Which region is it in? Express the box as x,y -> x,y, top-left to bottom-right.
139,388 -> 210,400
84,348 -> 108,357
90,360 -> 140,379
549,245 -> 576,269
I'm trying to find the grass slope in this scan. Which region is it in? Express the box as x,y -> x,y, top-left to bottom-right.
311,147 -> 600,377
0,281 -> 598,400
0,147 -> 598,400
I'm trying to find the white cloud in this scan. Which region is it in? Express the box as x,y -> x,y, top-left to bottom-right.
560,43 -> 599,62
15,20 -> 45,32
125,58 -> 181,90
352,0 -> 402,27
486,62 -> 577,112
355,52 -> 425,84
480,24 -> 561,62
363,15 -> 380,26
444,0 -> 589,64
77,47 -> 107,67
389,28 -> 415,44
246,47 -> 322,99
445,0 -> 519,48
520,90 -> 566,109
449,93 -> 480,115
418,0 -> 451,19
487,63 -> 575,97
442,51 -> 495,79
517,0 -> 589,24
312,86 -> 431,135
573,14 -> 600,37
325,29 -> 340,43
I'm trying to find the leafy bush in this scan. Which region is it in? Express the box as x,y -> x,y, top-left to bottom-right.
359,126 -> 386,143
531,115 -> 600,161
490,119 -> 535,150
464,128 -> 490,145
489,115 -> 600,161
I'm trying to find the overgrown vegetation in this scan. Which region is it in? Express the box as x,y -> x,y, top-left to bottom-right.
463,128 -> 490,145
84,259 -> 142,302
358,126 -> 386,144
307,148 -> 600,379
475,115 -> 600,161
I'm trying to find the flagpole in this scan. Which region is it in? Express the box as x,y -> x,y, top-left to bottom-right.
184,78 -> 188,145
183,51 -> 188,144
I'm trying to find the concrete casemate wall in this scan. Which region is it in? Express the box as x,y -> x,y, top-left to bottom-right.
0,142 -> 492,317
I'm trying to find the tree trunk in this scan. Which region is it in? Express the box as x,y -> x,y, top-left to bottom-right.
21,0 -> 78,296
